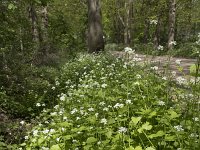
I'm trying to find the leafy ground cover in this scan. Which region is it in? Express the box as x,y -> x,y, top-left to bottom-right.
17,50 -> 200,150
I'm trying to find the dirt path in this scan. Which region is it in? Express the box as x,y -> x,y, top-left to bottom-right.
112,51 -> 197,76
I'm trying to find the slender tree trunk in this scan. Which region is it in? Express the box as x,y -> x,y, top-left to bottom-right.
143,19 -> 150,43
28,2 -> 39,49
167,0 -> 176,50
40,5 -> 49,56
88,0 -> 104,53
124,0 -> 133,46
153,13 -> 161,49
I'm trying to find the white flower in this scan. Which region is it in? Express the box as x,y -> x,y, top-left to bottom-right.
43,129 -> 49,134
176,77 -> 186,85
42,147 -> 49,150
126,99 -> 132,104
60,94 -> 66,101
103,107 -> 109,111
124,47 -> 134,54
71,108 -> 78,114
76,117 -> 81,120
150,20 -> 158,25
24,136 -> 29,140
118,127 -> 127,133
95,113 -> 99,117
169,41 -> 177,46
97,141 -> 101,145
36,103 -> 41,107
54,105 -> 59,109
151,66 -> 158,71
88,107 -> 94,112
136,74 -> 141,79
172,71 -> 176,77
61,128 -> 65,132
175,59 -> 181,65
100,118 -> 107,125
51,86 -> 55,90
157,45 -> 164,51
99,101 -> 105,106
42,103 -> 45,106
193,117 -> 199,122
158,101 -> 165,106
72,139 -> 78,143
33,130 -> 39,136
101,83 -> 107,88
50,112 -> 57,116
20,121 -> 25,125
174,125 -> 184,131
63,116 -> 68,121
162,76 -> 167,80
190,133 -> 199,138
114,103 -> 124,109
55,81 -> 60,86
50,129 -> 55,133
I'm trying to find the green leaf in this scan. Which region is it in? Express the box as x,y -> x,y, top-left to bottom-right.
125,146 -> 135,150
130,117 -> 142,126
135,146 -> 143,150
141,122 -> 152,131
50,144 -> 61,150
148,130 -> 165,139
105,130 -> 113,139
165,135 -> 176,141
8,4 -> 15,10
168,110 -> 180,119
145,147 -> 156,150
86,137 -> 97,144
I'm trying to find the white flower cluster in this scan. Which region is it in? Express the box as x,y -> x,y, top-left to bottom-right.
150,20 -> 158,25
169,41 -> 177,46
176,77 -> 187,85
196,33 -> 200,45
114,103 -> 124,109
175,59 -> 181,65
157,45 -> 164,51
174,125 -> 184,131
124,47 -> 135,54
118,127 -> 127,133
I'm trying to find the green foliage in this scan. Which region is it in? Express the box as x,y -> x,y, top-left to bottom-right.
19,53 -> 200,150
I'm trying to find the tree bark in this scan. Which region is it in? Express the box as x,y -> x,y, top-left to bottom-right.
167,0 -> 176,50
40,5 -> 49,56
124,0 -> 133,46
88,0 -> 104,53
28,2 -> 40,49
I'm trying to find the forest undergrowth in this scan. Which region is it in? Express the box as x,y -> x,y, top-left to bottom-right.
11,49 -> 200,150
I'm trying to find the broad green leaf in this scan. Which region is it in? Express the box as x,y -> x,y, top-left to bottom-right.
135,146 -> 143,150
105,130 -> 112,139
142,122 -> 152,130
86,137 -> 97,144
168,110 -> 180,119
146,147 -> 156,150
125,146 -> 135,150
130,117 -> 142,126
165,135 -> 176,141
50,144 -> 61,150
148,130 -> 165,139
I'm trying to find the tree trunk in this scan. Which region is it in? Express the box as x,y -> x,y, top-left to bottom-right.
153,13 -> 162,49
28,2 -> 39,49
124,0 -> 133,46
167,0 -> 176,50
40,5 -> 49,56
88,0 -> 104,53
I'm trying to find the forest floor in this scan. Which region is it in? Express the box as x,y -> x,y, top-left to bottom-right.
112,51 -> 197,77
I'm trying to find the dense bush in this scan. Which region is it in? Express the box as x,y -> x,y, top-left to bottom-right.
19,52 -> 200,150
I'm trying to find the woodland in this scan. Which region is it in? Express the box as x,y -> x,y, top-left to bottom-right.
0,0 -> 200,149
